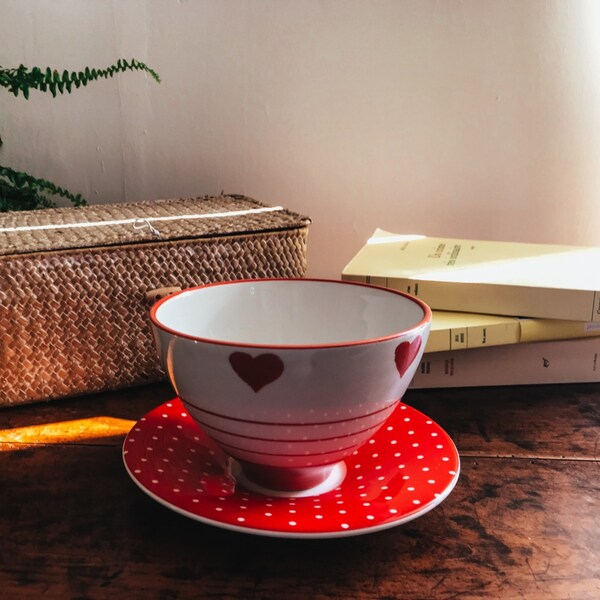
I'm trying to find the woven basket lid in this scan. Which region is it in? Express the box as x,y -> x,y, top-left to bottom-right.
0,195 -> 310,257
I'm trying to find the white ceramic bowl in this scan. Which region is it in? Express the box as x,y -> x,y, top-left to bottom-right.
150,279 -> 431,492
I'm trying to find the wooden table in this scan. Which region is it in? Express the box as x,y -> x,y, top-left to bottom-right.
1,382 -> 598,599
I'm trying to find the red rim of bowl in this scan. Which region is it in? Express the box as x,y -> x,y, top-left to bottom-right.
149,278 -> 432,350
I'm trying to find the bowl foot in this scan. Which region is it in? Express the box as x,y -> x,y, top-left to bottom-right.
232,460 -> 347,498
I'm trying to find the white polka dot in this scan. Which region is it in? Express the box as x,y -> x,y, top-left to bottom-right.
442,457 -> 450,462
173,488 -> 180,493
162,414 -> 168,418
412,443 -> 419,447
181,412 -> 188,417
431,432 -> 438,437
390,440 -> 398,445
237,517 -> 245,522
449,470 -> 456,475
398,464 -> 405,469
408,430 -> 415,435
289,521 -> 297,526
315,515 -> 323,520
428,479 -> 436,484
402,475 -> 410,480
381,485 -> 389,490
151,479 -> 158,484
363,502 -> 371,507
192,499 -> 199,503
215,507 -> 223,512
385,496 -> 393,501
366,515 -> 375,520
134,469 -> 141,474
389,508 -> 398,514
128,438 -> 135,443
354,464 -> 362,469
436,444 -> 443,449
375,465 -> 382,470
417,455 -> 424,459
422,467 -> 430,472
412,499 -> 421,505
369,439 -> 376,444
339,510 -> 347,514
341,523 -> 350,529
386,426 -> 394,431
407,486 -> 415,491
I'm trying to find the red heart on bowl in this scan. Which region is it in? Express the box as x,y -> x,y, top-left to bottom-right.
229,352 -> 285,392
395,336 -> 422,378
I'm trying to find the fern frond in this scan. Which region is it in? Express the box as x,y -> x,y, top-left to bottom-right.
0,165 -> 87,212
0,59 -> 160,98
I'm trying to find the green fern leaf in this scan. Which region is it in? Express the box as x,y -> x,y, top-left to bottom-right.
0,164 -> 88,211
1,59 -> 159,98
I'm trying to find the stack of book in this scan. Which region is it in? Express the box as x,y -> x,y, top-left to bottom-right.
342,229 -> 600,388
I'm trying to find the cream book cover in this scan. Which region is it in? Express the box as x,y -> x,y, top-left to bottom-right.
342,230 -> 600,322
411,337 -> 600,389
427,311 -> 600,352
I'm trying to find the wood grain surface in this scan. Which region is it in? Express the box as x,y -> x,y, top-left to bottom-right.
1,382 -> 598,599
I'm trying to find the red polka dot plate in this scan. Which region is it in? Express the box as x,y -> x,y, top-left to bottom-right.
123,398 -> 460,538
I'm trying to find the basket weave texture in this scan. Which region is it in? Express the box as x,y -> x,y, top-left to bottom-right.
0,195 -> 310,406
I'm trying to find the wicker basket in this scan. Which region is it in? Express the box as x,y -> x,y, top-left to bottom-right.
0,195 -> 310,406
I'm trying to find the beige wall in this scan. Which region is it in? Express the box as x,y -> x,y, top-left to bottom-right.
2,0 -> 600,277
